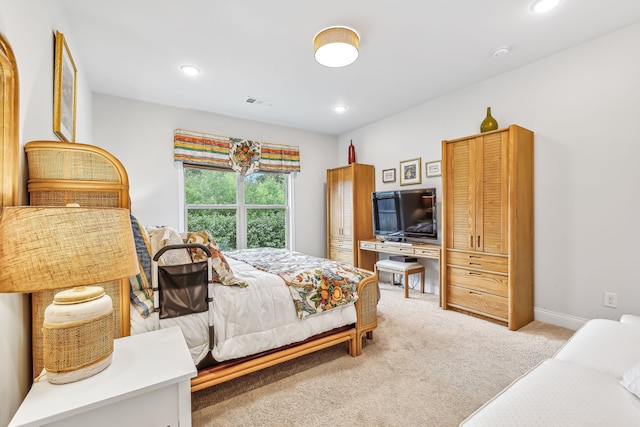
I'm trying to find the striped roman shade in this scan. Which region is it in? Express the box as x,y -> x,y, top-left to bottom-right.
173,129 -> 231,168
260,142 -> 300,173
173,129 -> 300,173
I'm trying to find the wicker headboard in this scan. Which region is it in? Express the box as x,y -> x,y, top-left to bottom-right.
25,140 -> 131,377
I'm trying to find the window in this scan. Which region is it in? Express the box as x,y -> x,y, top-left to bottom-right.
184,166 -> 290,250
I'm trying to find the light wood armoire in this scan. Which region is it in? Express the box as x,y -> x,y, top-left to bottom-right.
326,163 -> 376,271
441,125 -> 534,330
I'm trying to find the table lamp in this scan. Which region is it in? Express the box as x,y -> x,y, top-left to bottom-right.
0,206 -> 139,384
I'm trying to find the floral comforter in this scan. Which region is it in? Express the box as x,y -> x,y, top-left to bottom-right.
224,248 -> 369,319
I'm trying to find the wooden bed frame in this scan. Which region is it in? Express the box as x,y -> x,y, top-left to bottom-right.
25,140 -> 379,392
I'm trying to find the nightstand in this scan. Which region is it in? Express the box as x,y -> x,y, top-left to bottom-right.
9,326 -> 197,427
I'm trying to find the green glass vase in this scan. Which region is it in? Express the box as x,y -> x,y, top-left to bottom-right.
480,107 -> 498,133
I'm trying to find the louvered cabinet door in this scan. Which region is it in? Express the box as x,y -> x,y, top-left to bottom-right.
445,133 -> 508,254
340,168 -> 354,240
328,166 -> 354,240
445,139 -> 474,251
476,131 -> 509,255
328,168 -> 345,239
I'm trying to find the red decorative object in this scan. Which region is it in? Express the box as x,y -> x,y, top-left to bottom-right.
348,140 -> 356,164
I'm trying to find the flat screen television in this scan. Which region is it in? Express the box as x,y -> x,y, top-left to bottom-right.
372,188 -> 437,242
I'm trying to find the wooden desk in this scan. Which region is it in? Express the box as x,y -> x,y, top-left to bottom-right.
9,327 -> 197,427
359,239 -> 440,260
359,239 -> 442,296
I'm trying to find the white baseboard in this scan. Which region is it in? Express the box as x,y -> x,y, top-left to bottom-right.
534,308 -> 587,331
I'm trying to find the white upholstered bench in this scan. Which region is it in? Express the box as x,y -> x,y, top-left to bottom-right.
374,259 -> 425,298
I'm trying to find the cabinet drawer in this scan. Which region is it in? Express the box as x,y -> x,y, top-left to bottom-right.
330,238 -> 353,250
376,244 -> 414,255
447,285 -> 508,320
330,248 -> 354,264
414,247 -> 439,258
360,241 -> 377,250
447,267 -> 508,297
447,251 -> 508,273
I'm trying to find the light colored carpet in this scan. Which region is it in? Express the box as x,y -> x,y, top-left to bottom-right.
192,282 -> 575,426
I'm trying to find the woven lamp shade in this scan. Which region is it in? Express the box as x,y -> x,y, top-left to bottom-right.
0,206 -> 139,383
0,206 -> 138,291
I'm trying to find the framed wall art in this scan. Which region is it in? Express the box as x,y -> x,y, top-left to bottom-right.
426,160 -> 442,177
53,31 -> 77,142
382,168 -> 396,183
399,157 -> 421,185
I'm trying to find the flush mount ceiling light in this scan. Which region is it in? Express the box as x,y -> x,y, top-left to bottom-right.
180,64 -> 200,76
334,105 -> 348,113
530,0 -> 561,13
314,26 -> 360,68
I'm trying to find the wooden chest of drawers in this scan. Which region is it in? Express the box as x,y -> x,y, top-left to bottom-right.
330,237 -> 355,264
446,252 -> 509,322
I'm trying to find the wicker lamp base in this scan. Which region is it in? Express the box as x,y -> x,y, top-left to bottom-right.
43,286 -> 115,384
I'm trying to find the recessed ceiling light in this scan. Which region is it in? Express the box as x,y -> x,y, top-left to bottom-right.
492,46 -> 510,58
334,105 -> 348,113
180,64 -> 200,76
530,0 -> 561,13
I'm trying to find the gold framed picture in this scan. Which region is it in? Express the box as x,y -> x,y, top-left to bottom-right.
426,160 -> 442,177
399,157 -> 422,185
382,168 -> 396,183
53,31 -> 77,142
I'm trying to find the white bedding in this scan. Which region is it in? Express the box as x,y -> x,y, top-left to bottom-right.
131,256 -> 356,364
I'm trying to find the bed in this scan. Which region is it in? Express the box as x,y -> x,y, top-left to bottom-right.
25,140 -> 378,392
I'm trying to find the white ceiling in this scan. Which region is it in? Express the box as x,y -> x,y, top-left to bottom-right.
58,0 -> 640,136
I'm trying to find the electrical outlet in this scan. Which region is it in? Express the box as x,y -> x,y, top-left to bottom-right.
603,292 -> 618,308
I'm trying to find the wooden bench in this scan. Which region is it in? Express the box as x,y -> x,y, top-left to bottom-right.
374,259 -> 425,298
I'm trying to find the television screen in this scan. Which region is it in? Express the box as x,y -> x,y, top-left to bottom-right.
398,188 -> 436,240
372,191 -> 401,237
372,188 -> 436,242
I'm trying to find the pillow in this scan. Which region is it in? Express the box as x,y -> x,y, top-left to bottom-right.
129,215 -> 154,318
147,226 -> 193,266
184,231 -> 247,287
184,230 -> 217,262
621,362 -> 640,398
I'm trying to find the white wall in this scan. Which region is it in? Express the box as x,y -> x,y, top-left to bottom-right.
340,23 -> 640,329
93,94 -> 338,257
0,0 -> 94,424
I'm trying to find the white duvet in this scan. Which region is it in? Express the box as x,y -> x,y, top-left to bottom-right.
130,256 -> 356,365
